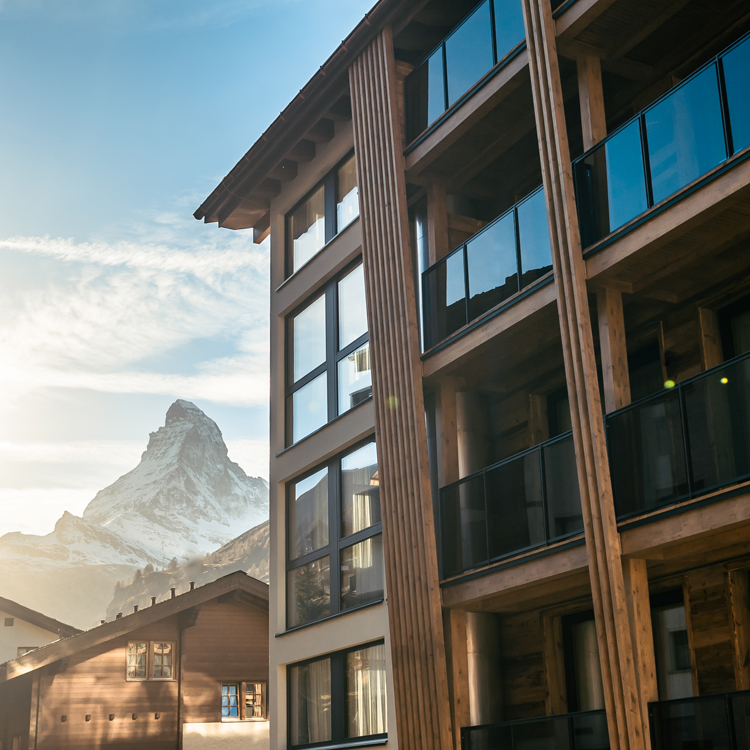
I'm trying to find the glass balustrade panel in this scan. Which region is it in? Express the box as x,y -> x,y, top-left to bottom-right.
645,65 -> 726,205
543,434 -> 583,539
650,697 -> 731,750
463,725 -> 512,750
485,451 -> 544,559
423,250 -> 466,348
731,692 -> 750,750
405,48 -> 446,143
440,475 -> 487,577
512,716 -> 571,750
607,391 -> 689,517
493,0 -> 526,62
466,211 -> 518,322
572,712 -> 610,750
723,36 -> 750,154
445,0 -> 494,107
517,188 -> 553,286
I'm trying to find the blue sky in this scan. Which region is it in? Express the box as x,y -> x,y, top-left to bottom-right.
0,0 -> 372,536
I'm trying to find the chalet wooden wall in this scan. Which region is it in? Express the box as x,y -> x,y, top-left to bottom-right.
0,673 -> 33,749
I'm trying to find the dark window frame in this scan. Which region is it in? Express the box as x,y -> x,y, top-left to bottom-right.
287,639 -> 388,750
285,150 -> 359,279
285,436 -> 383,631
285,259 -> 371,447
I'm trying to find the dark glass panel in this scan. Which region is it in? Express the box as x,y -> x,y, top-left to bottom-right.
731,692 -> 750,750
341,441 -> 381,537
607,391 -> 688,517
340,535 -> 384,611
427,47 -> 447,125
575,120 -> 648,247
423,250 -> 467,348
683,357 -> 750,493
493,0 -> 525,62
404,48 -> 446,143
462,724 -> 512,750
517,188 -> 553,286
722,35 -> 750,154
572,711 -> 610,750
287,556 -> 331,628
289,657 -> 332,745
650,696 -> 731,750
512,716 -> 571,750
440,475 -> 488,577
485,450 -> 544,559
544,434 -> 583,538
466,211 -> 518,321
445,1 -> 494,107
645,65 -> 726,205
288,467 -> 329,560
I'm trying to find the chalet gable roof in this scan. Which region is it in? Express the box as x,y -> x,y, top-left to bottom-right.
0,596 -> 81,640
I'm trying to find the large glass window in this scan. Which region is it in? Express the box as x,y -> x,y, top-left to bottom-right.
289,642 -> 387,749
286,440 -> 383,629
652,591 -> 694,701
286,152 -> 360,275
562,611 -> 605,713
286,263 -> 371,445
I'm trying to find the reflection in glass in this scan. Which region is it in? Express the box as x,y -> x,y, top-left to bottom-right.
485,451 -> 544,559
466,211 -> 518,321
341,442 -> 381,537
573,711 -> 609,750
289,658 -> 332,745
651,696 -> 730,750
445,1 -> 494,107
723,36 -> 750,154
571,619 -> 604,711
544,435 -> 583,538
494,0 -> 526,62
427,48 -> 446,125
289,468 -> 328,561
338,343 -> 372,415
293,295 -> 326,382
152,642 -> 172,678
653,600 -> 693,700
337,155 -> 359,232
440,475 -> 487,577
288,556 -> 331,628
346,644 -> 388,738
292,373 -> 328,443
517,188 -> 553,286
424,250 -> 467,348
290,184 -> 326,272
513,717 -> 571,749
127,642 -> 147,679
340,535 -> 384,611
338,265 -> 368,350
645,66 -> 726,204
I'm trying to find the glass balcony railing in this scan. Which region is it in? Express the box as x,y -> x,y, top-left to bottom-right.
462,710 -> 609,750
607,351 -> 750,520
404,0 -> 526,144
574,30 -> 750,250
649,690 -> 750,750
439,431 -> 582,579
422,186 -> 552,350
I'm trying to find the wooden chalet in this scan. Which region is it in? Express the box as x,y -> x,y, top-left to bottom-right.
0,571 -> 269,750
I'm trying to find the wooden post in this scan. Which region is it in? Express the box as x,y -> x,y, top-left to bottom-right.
597,288 -> 631,413
522,1 -> 647,748
427,179 -> 450,265
577,53 -> 607,150
542,612 -> 567,715
728,568 -> 750,690
350,27 -> 453,750
698,307 -> 723,370
443,609 -> 471,750
529,393 -> 550,446
436,378 -> 460,488
28,670 -> 41,750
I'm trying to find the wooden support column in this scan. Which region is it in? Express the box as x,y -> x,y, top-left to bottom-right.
28,670 -> 41,750
522,1 -> 647,749
728,568 -> 750,690
529,393 -> 550,445
444,609 -> 471,750
577,53 -> 607,150
436,378 -> 460,488
698,307 -> 723,370
349,27 -> 453,750
597,288 -> 631,413
427,179 -> 450,265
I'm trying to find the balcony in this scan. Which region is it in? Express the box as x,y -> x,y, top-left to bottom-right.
422,186 -> 552,352
439,431 -> 582,579
574,30 -> 750,252
404,0 -> 526,145
607,351 -> 750,521
649,691 -> 750,750
461,710 -> 609,750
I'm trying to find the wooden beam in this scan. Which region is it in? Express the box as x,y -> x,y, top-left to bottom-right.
577,53 -> 607,150
287,139 -> 316,162
327,94 -> 352,121
542,611 -> 567,714
728,568 -> 750,690
268,159 -> 298,182
306,117 -> 335,143
528,393 -> 550,446
436,378 -> 459,487
250,178 -> 281,199
253,212 -> 271,245
698,307 -> 723,370
443,609 -> 470,750
597,288 -> 631,413
426,179 -> 449,264
555,0 -> 618,40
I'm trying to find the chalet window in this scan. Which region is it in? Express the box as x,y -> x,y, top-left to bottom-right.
126,640 -> 175,681
221,682 -> 267,720
286,262 -> 371,445
286,440 -> 383,629
286,152 -> 360,276
288,641 -> 387,749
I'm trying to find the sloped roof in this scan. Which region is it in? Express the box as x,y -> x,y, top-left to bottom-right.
0,596 -> 81,640
0,571 -> 268,683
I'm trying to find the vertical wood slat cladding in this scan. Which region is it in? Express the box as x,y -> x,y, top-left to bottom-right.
521,2 -> 646,750
349,27 -> 453,750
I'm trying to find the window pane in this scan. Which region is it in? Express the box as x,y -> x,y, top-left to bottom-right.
723,36 -> 750,154
645,65 -> 726,205
152,642 -> 172,678
338,342 -> 372,415
290,184 -> 326,272
513,717 -> 571,749
404,51 -> 446,142
289,467 -> 329,560
245,682 -> 265,718
341,535 -> 384,611
337,155 -> 359,232
287,556 -> 331,628
493,0 -> 525,62
292,294 -> 326,383
341,442 -> 381,537
653,601 -> 693,700
517,188 -> 553,287
423,250 -> 466,348
543,434 -> 583,538
127,642 -> 147,679
292,372 -> 328,443
338,264 -> 368,350
346,644 -> 388,738
466,210 -> 518,322
289,658 -> 332,745
440,475 -> 487,577
445,1 -> 494,107
221,684 -> 239,717
571,619 -> 604,711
